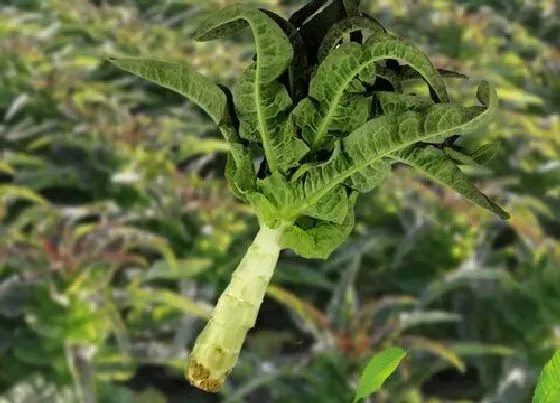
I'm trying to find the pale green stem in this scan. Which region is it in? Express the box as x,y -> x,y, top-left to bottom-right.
186,223 -> 286,392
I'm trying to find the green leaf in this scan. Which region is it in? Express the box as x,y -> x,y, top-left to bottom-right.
376,92 -> 435,115
257,143 -> 353,222
107,57 -> 227,126
245,191 -> 283,229
391,65 -> 467,101
471,142 -> 501,165
291,98 -> 321,145
197,6 -> 307,173
303,184 -> 350,224
361,40 -> 449,104
353,347 -> 407,402
289,81 -> 497,218
281,209 -> 355,259
192,5 -> 293,84
234,69 -> 309,173
345,159 -> 391,192
306,39 -> 448,150
533,350 -> 560,403
391,145 -> 509,219
226,143 -> 257,202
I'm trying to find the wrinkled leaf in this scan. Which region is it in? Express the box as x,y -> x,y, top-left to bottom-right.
532,350 -> 560,403
108,58 -> 227,125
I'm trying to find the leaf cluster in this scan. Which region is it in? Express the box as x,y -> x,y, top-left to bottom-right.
110,0 -> 509,261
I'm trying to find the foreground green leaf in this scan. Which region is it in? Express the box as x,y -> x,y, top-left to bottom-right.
306,39 -> 448,149
192,5 -> 293,83
533,350 -> 560,403
288,81 -> 498,219
353,347 -> 407,402
107,58 -> 227,125
391,145 -> 510,219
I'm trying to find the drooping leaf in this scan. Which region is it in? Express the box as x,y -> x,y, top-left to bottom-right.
194,6 -> 307,173
362,38 -> 449,103
285,81 -> 497,218
532,350 -> 560,403
192,5 -> 293,83
384,63 -> 466,101
391,145 -> 509,219
107,58 -> 227,126
470,142 -> 501,165
306,39 -> 448,150
353,347 -> 407,402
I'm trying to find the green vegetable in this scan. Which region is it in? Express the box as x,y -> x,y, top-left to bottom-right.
532,350 -> 560,403
108,0 -> 509,392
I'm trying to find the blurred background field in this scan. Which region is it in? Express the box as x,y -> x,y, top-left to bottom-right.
0,0 -> 559,402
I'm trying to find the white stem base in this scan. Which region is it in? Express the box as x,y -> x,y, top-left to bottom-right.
186,224 -> 285,392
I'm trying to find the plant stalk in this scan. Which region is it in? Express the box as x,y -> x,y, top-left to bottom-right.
186,223 -> 286,392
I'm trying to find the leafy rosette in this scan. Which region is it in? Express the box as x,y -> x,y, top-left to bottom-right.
109,0 -> 509,392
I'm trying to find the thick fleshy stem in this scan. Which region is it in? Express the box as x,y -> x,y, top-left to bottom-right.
185,223 -> 286,392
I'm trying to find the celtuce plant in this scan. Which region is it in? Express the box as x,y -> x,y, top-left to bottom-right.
109,0 -> 509,392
